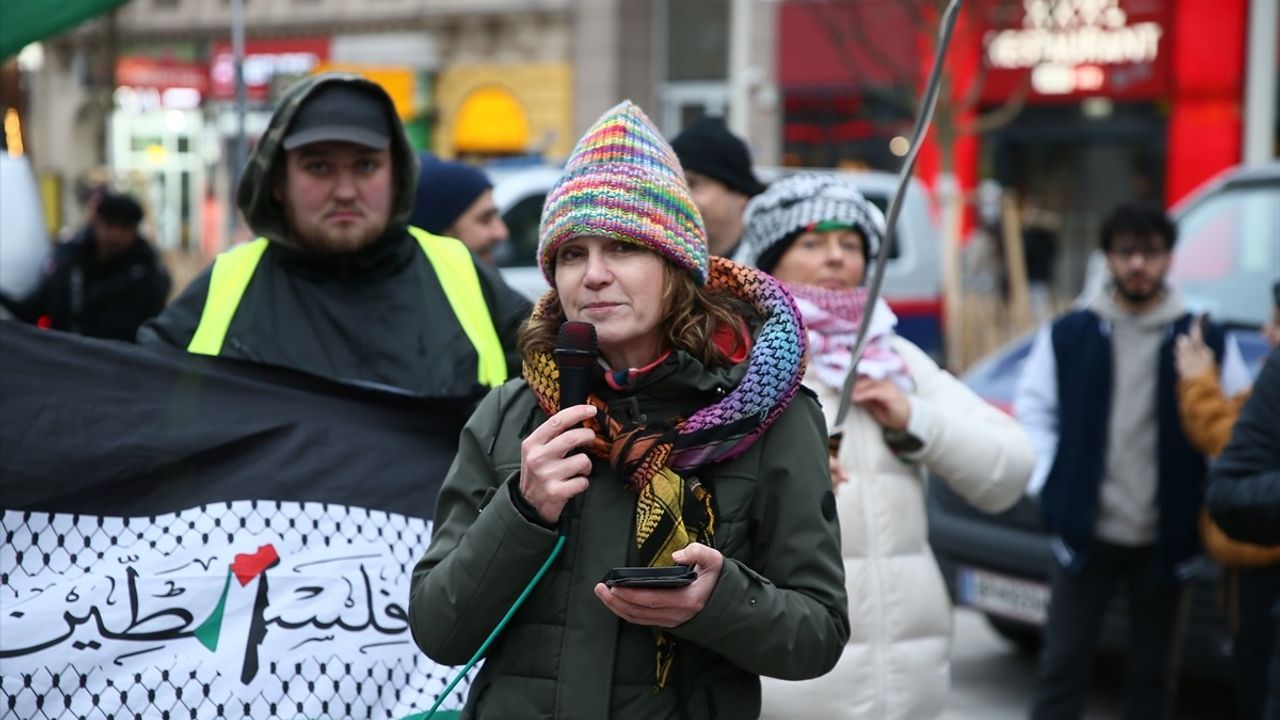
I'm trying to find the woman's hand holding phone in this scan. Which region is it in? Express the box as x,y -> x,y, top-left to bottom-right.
593,543 -> 725,628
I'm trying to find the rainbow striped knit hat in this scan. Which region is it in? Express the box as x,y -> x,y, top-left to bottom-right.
538,101 -> 708,285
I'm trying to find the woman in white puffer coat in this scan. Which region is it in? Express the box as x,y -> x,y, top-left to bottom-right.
737,173 -> 1035,720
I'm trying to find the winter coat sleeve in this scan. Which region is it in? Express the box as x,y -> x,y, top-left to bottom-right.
408,383 -> 561,665
893,337 -> 1034,513
1176,368 -> 1247,458
670,393 -> 850,680
1014,326 -> 1059,497
1206,349 -> 1280,547
474,260 -> 533,379
135,267 -> 210,348
0,277 -> 50,323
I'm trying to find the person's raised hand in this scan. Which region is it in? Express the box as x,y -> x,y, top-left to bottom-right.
1174,319 -> 1214,380
829,454 -> 848,487
851,376 -> 911,431
518,404 -> 598,525
593,543 -> 725,628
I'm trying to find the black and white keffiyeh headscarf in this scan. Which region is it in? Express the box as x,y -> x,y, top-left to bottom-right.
734,172 -> 887,273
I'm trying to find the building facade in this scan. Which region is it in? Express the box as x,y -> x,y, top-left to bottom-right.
774,0 -> 1279,293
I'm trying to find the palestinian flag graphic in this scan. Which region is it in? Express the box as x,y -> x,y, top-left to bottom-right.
1,323 -> 477,719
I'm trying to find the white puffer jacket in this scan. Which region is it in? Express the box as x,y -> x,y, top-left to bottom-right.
761,336 -> 1034,720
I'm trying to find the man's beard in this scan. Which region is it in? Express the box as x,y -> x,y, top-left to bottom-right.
297,224 -> 384,254
1114,276 -> 1164,305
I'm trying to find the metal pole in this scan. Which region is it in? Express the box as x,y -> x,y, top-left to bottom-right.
1243,0 -> 1278,165
834,0 -> 965,427
727,0 -> 752,136
227,0 -> 247,246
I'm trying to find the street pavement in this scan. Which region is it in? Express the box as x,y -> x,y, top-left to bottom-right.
941,608 -> 1237,719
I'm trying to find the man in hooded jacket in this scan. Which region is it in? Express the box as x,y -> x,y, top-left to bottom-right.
139,74 -> 530,398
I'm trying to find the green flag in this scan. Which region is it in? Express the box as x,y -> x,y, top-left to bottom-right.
1,0 -> 131,60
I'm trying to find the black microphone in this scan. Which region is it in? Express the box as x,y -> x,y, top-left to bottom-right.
554,321 -> 597,536
555,321 -> 598,411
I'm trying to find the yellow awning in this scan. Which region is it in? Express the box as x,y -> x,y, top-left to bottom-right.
452,85 -> 530,154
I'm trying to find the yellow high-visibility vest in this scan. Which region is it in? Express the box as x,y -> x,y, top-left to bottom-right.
186,227 -> 507,388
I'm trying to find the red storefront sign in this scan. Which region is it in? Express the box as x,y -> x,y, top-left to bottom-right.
978,0 -> 1172,102
209,37 -> 330,102
116,57 -> 209,95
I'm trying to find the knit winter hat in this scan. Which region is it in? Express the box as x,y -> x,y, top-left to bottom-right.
671,116 -> 766,197
538,101 -> 708,285
737,173 -> 885,274
409,153 -> 492,235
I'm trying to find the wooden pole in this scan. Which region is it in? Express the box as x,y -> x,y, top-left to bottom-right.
1000,194 -> 1031,331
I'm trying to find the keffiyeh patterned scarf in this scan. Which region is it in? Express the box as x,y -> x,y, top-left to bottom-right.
523,256 -> 806,688
783,282 -> 914,395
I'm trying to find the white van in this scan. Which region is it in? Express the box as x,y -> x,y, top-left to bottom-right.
490,164 -> 945,357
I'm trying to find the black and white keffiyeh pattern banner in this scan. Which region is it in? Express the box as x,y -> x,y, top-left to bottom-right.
0,323 -> 474,720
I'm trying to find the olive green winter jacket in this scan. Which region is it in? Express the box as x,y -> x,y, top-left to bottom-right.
409,350 -> 849,719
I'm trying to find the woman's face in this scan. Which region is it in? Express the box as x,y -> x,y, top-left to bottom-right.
554,236 -> 668,368
770,228 -> 866,290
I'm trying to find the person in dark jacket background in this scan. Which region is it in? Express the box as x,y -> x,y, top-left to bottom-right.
1176,284 -> 1280,720
138,73 -> 529,398
409,154 -> 509,264
1015,204 -> 1251,719
2,191 -> 170,341
1207,347 -> 1280,720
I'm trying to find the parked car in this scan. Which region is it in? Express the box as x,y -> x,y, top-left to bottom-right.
490,164 -> 947,358
927,161 -> 1280,678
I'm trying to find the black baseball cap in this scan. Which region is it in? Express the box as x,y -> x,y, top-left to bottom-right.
282,83 -> 392,151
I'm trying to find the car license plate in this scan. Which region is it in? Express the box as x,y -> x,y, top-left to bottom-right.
956,566 -> 1050,625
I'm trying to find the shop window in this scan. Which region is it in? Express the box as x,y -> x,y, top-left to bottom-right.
781,88 -> 912,170
664,0 -> 729,82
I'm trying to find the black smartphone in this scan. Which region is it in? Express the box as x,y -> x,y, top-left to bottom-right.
601,565 -> 698,589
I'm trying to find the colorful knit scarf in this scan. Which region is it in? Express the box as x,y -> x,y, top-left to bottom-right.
523,256 -> 806,688
783,282 -> 914,395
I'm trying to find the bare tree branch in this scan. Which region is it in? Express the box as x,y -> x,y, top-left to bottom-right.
810,0 -> 916,112
962,70 -> 1031,135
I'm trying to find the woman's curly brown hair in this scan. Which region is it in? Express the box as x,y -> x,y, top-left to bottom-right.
518,263 -> 758,369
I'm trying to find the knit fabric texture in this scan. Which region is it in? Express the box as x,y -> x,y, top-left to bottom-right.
736,172 -> 886,273
523,256 -> 806,471
538,100 -> 709,285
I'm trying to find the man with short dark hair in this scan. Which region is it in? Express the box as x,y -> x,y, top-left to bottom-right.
2,191 -> 170,341
1016,203 -> 1250,719
409,154 -> 508,264
670,116 -> 765,257
139,74 -> 529,398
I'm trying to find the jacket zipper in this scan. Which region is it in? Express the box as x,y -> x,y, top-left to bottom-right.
847,411 -> 889,717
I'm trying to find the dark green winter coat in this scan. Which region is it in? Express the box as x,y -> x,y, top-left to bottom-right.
409,349 -> 849,719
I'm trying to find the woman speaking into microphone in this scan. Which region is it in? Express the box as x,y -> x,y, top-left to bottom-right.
409,101 -> 848,719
